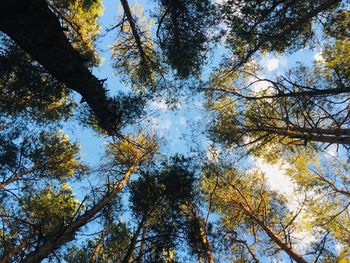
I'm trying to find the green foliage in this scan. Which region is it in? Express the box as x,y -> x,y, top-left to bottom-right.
29,130 -> 86,179
0,128 -> 85,184
65,222 -> 132,263
49,0 -> 104,65
1,0 -> 350,261
0,35 -> 74,123
128,156 -> 202,262
105,132 -> 158,167
323,10 -> 350,81
206,58 -> 350,161
155,0 -> 217,78
285,149 -> 350,244
201,164 -> 295,260
221,0 -> 340,64
20,183 -> 79,234
112,3 -> 165,92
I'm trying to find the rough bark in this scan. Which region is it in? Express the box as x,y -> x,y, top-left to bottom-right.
0,163 -> 44,190
0,0 -> 119,134
210,86 -> 350,100
0,237 -> 31,263
137,225 -> 147,263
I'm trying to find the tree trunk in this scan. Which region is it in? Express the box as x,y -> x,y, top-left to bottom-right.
184,204 -> 214,263
215,86 -> 350,100
120,0 -> 148,63
90,224 -> 110,263
0,237 -> 31,263
240,205 -> 308,263
238,127 -> 350,145
137,225 -> 147,263
0,0 -> 119,133
122,219 -> 145,263
20,157 -> 140,263
0,159 -> 54,190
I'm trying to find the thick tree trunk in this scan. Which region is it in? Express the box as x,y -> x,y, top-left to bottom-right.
198,224 -> 214,263
213,86 -> 350,100
238,127 -> 350,145
268,127 -> 350,145
0,0 -> 119,134
257,222 -> 308,263
20,157 -> 140,263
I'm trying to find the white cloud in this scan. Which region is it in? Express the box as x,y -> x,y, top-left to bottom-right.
254,158 -> 295,197
206,146 -> 220,163
314,52 -> 325,63
324,144 -> 338,157
265,58 -> 280,71
261,55 -> 287,72
150,100 -> 169,111
249,74 -> 270,94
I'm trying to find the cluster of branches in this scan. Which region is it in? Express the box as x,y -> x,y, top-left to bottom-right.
0,0 -> 349,262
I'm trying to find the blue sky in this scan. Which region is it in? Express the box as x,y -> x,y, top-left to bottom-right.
59,1 -> 340,261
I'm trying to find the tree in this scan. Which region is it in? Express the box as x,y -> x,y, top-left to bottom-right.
0,0 -> 142,134
206,5 -> 350,158
202,163 -> 312,263
154,0 -> 217,79
1,133 -> 157,262
111,0 -> 165,92
0,130 -> 85,190
285,149 -> 350,245
1,0 -> 350,262
221,0 -> 341,68
125,156 -> 215,263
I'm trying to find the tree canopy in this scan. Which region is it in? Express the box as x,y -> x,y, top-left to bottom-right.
0,0 -> 349,262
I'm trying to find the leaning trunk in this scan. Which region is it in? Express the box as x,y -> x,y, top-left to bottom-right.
20,157 -> 141,263
0,0 -> 119,133
240,205 -> 308,263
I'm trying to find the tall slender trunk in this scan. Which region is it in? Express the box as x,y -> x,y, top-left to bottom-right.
215,87 -> 350,100
240,205 -> 308,263
0,159 -> 54,190
137,225 -> 147,263
197,222 -> 214,263
268,127 -> 350,145
0,237 -> 31,263
119,0 -> 148,63
20,157 -> 141,263
184,204 -> 214,263
90,224 -> 110,263
123,219 -> 145,263
0,165 -> 41,190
